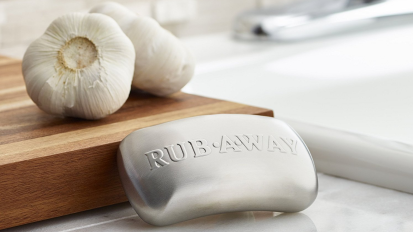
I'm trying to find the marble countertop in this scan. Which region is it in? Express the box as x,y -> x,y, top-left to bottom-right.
4,174 -> 413,232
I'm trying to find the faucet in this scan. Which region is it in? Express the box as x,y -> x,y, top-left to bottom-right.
233,0 -> 413,41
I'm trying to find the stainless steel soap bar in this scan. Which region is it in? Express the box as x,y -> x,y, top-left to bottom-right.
118,114 -> 318,226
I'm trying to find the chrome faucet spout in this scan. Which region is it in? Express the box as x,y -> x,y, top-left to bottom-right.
234,0 -> 413,41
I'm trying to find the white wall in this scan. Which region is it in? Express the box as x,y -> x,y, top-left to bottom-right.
0,0 -> 275,59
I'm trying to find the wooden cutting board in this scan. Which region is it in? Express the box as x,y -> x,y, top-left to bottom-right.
0,56 -> 273,230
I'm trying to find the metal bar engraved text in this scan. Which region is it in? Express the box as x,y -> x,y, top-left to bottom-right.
144,134 -> 297,170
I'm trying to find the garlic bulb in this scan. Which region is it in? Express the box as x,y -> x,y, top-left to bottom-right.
90,2 -> 195,96
22,13 -> 135,120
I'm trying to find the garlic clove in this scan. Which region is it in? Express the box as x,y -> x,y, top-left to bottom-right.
22,13 -> 135,120
90,2 -> 195,97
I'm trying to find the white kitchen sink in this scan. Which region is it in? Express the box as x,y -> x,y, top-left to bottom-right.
183,24 -> 413,194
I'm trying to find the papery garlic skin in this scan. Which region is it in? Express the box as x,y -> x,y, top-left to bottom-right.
90,2 -> 195,96
22,13 -> 135,120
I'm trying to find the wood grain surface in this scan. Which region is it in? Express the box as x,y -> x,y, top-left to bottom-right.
0,56 -> 273,230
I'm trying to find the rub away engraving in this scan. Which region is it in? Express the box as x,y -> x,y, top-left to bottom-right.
144,135 -> 298,170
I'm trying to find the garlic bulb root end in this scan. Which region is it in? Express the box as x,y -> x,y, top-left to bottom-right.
57,37 -> 98,71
